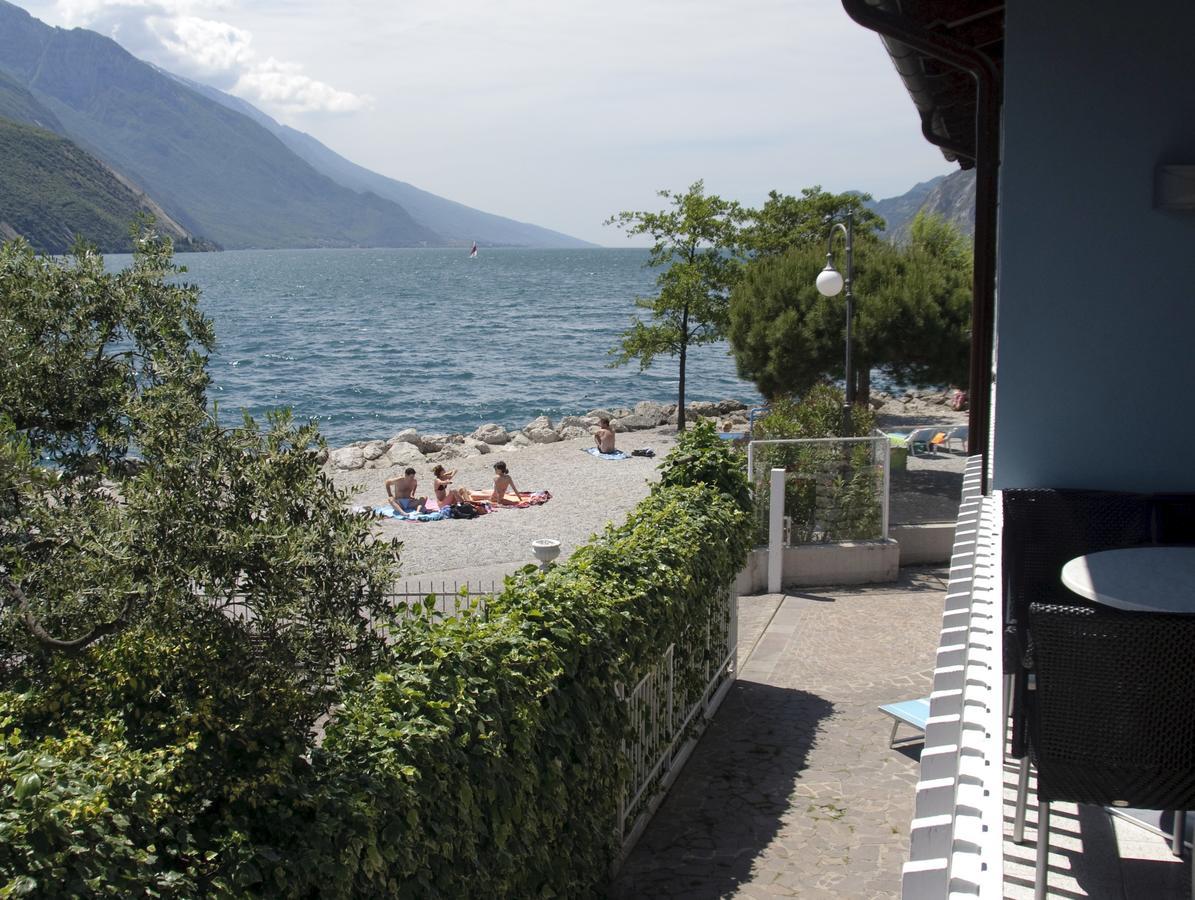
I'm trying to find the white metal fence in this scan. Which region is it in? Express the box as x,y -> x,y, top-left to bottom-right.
383,579 -> 499,619
616,588 -> 738,860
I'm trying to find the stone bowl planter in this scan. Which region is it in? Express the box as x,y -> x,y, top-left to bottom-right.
531,538 -> 561,569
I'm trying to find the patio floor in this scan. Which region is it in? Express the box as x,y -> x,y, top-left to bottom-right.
610,568 -> 946,898
608,568 -> 1192,899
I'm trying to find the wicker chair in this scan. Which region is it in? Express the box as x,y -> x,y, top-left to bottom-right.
1023,601 -> 1195,900
1001,490 -> 1154,754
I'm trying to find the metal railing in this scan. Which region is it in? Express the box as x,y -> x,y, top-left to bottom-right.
382,579 -> 500,619
616,588 -> 738,861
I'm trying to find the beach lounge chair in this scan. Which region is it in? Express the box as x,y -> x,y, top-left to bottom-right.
879,696 -> 930,748
905,427 -> 940,455
944,424 -> 969,453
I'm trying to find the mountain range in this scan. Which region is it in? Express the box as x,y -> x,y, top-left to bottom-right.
867,169 -> 976,243
0,0 -> 974,256
0,0 -> 592,252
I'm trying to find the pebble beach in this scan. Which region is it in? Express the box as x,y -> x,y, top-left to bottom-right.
323,393 -> 968,583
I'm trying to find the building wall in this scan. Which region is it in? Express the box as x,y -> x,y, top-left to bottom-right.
993,0 -> 1195,490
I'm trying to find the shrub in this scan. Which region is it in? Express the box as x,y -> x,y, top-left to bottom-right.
232,427 -> 753,897
0,420 -> 753,897
751,385 -> 882,544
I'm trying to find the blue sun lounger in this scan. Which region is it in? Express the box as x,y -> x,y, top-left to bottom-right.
879,697 -> 931,748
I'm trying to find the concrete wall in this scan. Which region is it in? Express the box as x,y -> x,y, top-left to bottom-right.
993,1 -> 1195,491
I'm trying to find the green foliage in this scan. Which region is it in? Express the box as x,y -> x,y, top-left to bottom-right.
728,209 -> 972,400
728,239 -> 903,401
0,425 -> 752,896
739,186 -> 885,257
751,386 -> 882,544
606,181 -> 745,429
0,623 -> 315,897
657,419 -> 752,511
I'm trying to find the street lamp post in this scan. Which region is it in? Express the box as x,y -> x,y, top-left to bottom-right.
815,209 -> 855,433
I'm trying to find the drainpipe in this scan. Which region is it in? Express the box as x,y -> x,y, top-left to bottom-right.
840,0 -> 1001,493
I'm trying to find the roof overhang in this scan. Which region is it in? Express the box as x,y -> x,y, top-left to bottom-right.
853,1 -> 1004,169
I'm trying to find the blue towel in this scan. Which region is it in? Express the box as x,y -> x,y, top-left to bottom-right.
372,505 -> 448,522
583,447 -> 630,460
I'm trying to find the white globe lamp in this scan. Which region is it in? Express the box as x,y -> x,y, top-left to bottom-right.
816,264 -> 844,297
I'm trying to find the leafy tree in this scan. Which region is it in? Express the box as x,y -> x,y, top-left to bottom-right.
0,229 -> 399,730
606,181 -> 745,430
727,237 -> 903,402
728,212 -> 971,402
876,212 -> 972,389
740,186 -> 885,257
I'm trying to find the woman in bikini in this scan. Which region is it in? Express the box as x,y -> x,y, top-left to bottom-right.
490,460 -> 520,506
431,465 -> 456,507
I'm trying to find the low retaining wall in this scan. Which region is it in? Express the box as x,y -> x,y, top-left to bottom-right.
735,524 -> 955,595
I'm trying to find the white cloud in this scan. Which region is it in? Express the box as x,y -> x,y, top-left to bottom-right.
151,15 -> 253,76
45,0 -> 367,113
234,58 -> 370,114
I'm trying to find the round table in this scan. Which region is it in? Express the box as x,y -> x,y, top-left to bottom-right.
1061,546 -> 1195,613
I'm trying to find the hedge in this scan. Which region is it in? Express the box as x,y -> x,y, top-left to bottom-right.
0,422 -> 752,897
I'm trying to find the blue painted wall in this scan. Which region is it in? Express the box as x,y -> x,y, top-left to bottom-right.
993,0 -> 1195,490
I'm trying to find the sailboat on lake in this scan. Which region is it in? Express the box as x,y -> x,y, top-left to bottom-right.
469,241 -> 478,258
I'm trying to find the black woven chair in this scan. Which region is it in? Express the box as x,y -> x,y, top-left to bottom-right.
1002,489 -> 1154,755
1022,601 -> 1195,899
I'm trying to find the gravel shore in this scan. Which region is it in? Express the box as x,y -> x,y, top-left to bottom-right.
327,395 -> 968,582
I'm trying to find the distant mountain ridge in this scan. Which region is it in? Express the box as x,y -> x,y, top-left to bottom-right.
169,72 -> 596,249
0,0 -> 591,250
867,169 -> 976,243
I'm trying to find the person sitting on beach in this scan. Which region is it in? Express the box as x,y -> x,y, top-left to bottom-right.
431,464 -> 456,506
594,417 -> 616,454
385,467 -> 427,514
490,460 -> 520,506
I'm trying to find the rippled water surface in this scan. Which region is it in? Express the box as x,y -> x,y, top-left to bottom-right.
114,247 -> 761,445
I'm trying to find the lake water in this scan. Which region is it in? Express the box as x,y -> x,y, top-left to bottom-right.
116,247 -> 762,446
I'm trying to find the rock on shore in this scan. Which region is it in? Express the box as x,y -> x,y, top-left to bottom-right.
323,399 -> 752,472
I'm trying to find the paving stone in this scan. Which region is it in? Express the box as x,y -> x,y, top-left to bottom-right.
609,569 -> 947,898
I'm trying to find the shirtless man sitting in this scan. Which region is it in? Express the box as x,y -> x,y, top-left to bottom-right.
385,467 -> 427,514
594,417 -> 617,454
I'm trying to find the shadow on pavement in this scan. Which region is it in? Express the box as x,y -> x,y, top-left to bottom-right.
890,465 -> 964,525
608,681 -> 834,899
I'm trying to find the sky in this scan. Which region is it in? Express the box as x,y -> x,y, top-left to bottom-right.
15,0 -> 956,245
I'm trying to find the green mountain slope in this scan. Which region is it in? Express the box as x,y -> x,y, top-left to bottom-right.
0,0 -> 439,250
0,69 -> 64,132
0,115 -> 201,253
173,74 -> 595,248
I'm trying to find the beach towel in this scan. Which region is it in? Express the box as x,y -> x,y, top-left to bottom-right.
372,505 -> 450,522
583,447 -> 630,460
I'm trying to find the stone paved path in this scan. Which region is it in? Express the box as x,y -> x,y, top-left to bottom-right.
609,569 -> 947,899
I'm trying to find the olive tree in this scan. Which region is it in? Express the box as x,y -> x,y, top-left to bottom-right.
0,229 -> 399,728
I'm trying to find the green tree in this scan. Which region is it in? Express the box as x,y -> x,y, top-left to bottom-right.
728,212 -> 971,402
727,237 -> 903,402
875,212 -> 972,389
741,186 -> 885,257
606,181 -> 745,430
0,229 -> 399,729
